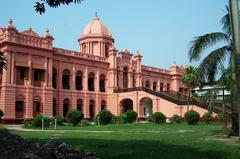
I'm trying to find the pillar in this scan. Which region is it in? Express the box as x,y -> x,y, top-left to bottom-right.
72,63 -> 76,90
10,52 -> 15,84
96,68 -> 99,92
84,65 -> 88,91
48,58 -> 53,87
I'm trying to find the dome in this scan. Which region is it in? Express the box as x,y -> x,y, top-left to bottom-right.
80,15 -> 112,37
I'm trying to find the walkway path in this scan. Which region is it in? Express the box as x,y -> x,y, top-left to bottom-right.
4,125 -> 114,133
4,125 -> 195,134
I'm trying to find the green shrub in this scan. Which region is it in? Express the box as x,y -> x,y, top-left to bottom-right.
124,110 -> 138,123
146,115 -> 153,122
217,113 -> 225,122
32,115 -> 50,128
53,115 -> 64,125
95,110 -> 113,125
184,110 -> 200,125
118,114 -> 128,124
151,112 -> 167,124
23,118 -> 33,127
203,112 -> 213,123
0,109 -> 4,119
110,115 -> 119,124
172,114 -> 181,123
66,109 -> 84,126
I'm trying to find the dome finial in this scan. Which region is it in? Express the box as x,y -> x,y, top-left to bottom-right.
7,19 -> 14,28
93,12 -> 99,20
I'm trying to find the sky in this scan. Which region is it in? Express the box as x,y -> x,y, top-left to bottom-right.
0,0 -> 228,69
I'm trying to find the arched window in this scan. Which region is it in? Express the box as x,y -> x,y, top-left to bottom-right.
77,99 -> 83,112
52,68 -> 57,89
76,71 -> 83,90
62,69 -> 70,89
160,83 -> 164,91
63,98 -> 69,117
145,80 -> 150,88
153,81 -> 157,91
167,83 -> 170,90
105,44 -> 109,57
99,74 -> 106,92
123,67 -> 128,88
89,100 -> 95,118
82,43 -> 87,53
101,100 -> 106,110
53,98 -> 57,116
88,72 -> 95,91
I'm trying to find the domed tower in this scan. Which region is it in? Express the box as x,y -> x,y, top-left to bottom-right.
78,14 -> 114,57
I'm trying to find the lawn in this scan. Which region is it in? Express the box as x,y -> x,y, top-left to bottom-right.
11,123 -> 240,159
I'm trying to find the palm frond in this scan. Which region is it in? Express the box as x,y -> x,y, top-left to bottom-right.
218,64 -> 232,91
188,32 -> 230,62
196,46 -> 230,83
221,5 -> 231,36
181,66 -> 202,88
35,0 -> 84,14
34,2 -> 45,14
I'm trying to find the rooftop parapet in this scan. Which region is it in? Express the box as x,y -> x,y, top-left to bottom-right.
0,20 -> 53,50
54,48 -> 108,62
141,65 -> 171,74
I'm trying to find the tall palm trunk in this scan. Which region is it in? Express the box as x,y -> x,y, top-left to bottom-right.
230,53 -> 239,136
231,81 -> 239,135
222,88 -> 228,137
229,0 -> 239,136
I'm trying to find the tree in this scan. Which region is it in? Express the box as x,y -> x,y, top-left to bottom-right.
34,0 -> 84,14
181,66 -> 202,111
218,64 -> 232,137
66,109 -> 84,126
188,6 -> 239,135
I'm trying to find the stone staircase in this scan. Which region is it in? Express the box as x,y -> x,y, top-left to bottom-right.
114,87 -> 231,115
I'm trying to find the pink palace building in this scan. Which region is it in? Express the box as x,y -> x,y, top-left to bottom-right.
0,15 -> 210,123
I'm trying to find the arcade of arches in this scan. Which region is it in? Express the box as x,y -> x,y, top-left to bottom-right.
120,97 -> 153,118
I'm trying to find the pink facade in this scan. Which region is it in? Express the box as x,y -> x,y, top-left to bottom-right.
0,16 -> 209,123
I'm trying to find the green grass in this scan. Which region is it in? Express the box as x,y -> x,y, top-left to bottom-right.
11,123 -> 240,159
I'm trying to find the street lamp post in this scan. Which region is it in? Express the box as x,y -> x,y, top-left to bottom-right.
229,0 -> 240,138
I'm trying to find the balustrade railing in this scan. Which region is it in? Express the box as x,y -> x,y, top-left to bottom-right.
114,87 -> 231,114
54,48 -> 108,62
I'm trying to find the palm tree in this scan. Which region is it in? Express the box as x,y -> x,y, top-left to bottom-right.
218,64 -> 231,137
34,0 -> 84,14
181,66 -> 201,111
188,6 -> 239,135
